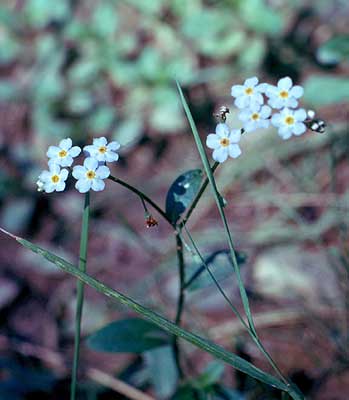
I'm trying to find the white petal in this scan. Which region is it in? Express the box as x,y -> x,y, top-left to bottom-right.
72,166 -> 87,179
278,77 -> 292,90
271,97 -> 284,109
257,83 -> 269,93
279,126 -> 292,139
254,92 -> 264,105
206,134 -> 220,149
244,76 -> 258,87
212,148 -> 228,163
238,110 -> 250,122
59,138 -> 72,150
60,156 -> 73,167
294,109 -> 306,121
229,129 -> 241,143
60,169 -> 69,181
47,146 -> 60,158
105,151 -> 119,162
215,123 -> 230,138
286,98 -> 298,108
290,86 -> 304,98
93,137 -> 107,146
258,119 -> 270,129
244,121 -> 256,132
83,145 -> 98,156
96,165 -> 110,179
55,181 -> 66,192
266,85 -> 278,97
293,122 -> 306,136
49,164 -> 60,174
76,178 -> 91,193
271,113 -> 282,126
235,96 -> 249,109
91,179 -> 105,191
69,146 -> 81,157
107,141 -> 120,151
231,85 -> 244,97
40,171 -> 51,182
44,183 -> 55,193
260,105 -> 271,118
228,144 -> 241,158
84,157 -> 98,170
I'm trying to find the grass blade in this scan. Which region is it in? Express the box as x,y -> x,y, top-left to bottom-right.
176,81 -> 257,335
1,229 -> 292,394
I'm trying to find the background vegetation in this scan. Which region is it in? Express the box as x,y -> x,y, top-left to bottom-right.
0,0 -> 348,399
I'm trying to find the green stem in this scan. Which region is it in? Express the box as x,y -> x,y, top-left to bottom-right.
70,192 -> 90,400
173,233 -> 185,378
108,175 -> 173,227
178,162 -> 220,229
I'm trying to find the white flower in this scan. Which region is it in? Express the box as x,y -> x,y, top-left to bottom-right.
72,157 -> 110,193
46,138 -> 81,167
37,164 -> 69,193
238,105 -> 271,132
266,77 -> 304,109
231,77 -> 267,109
271,108 -> 307,140
206,123 -> 242,163
83,137 -> 120,163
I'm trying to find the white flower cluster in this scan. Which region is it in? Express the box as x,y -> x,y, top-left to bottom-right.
207,76 -> 308,163
36,137 -> 120,194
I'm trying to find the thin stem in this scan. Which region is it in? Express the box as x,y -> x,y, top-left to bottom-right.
179,162 -> 219,229
71,192 -> 90,400
172,233 -> 185,378
108,175 -> 173,227
182,226 -> 289,386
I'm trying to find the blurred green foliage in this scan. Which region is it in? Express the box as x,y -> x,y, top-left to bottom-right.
0,0 -> 346,151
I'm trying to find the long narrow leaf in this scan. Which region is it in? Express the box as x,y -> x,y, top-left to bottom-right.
176,81 -> 257,335
1,229 -> 288,392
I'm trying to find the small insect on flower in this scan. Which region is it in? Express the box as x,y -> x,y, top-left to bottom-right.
206,123 -> 242,163
37,163 -> 69,193
84,137 -> 120,163
214,106 -> 230,123
231,77 -> 266,109
304,110 -> 326,133
266,77 -> 304,110
238,105 -> 271,132
72,157 -> 110,193
271,108 -> 307,140
47,138 -> 81,167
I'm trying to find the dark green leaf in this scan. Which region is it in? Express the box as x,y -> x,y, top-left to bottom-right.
166,169 -> 203,224
87,318 -> 169,353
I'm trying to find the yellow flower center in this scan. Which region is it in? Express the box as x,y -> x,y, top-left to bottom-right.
58,149 -> 67,158
285,116 -> 295,125
51,175 -> 60,183
280,90 -> 289,99
99,146 -> 107,154
251,113 -> 259,121
245,87 -> 253,95
86,170 -> 96,179
220,138 -> 230,147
